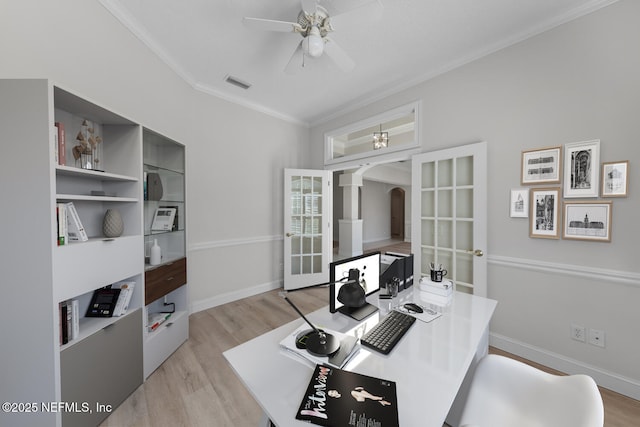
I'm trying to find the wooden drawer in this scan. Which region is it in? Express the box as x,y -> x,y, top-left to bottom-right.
145,257 -> 187,305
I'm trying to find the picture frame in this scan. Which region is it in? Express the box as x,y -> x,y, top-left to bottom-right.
601,160 -> 628,197
509,188 -> 529,218
562,201 -> 612,242
521,146 -> 562,185
529,187 -> 561,239
563,140 -> 600,198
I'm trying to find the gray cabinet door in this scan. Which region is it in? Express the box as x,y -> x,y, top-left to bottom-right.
61,309 -> 143,427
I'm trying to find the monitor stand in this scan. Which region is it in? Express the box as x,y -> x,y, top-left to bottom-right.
338,302 -> 379,321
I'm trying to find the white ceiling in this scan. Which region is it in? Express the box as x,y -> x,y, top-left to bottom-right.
99,0 -> 616,126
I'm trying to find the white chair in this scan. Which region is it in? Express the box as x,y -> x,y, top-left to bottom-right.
459,354 -> 604,427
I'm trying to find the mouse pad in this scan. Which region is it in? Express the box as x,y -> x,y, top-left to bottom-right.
394,304 -> 441,323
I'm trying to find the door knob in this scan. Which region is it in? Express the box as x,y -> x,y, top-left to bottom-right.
286,232 -> 295,237
473,249 -> 483,257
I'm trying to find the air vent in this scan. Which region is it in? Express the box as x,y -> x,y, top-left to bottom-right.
224,75 -> 251,90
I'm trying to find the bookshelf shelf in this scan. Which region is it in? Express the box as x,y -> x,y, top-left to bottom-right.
56,194 -> 138,203
56,164 -> 138,182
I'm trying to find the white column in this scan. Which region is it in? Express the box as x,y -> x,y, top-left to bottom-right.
338,173 -> 363,257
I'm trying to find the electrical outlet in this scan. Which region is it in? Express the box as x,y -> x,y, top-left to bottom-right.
571,324 -> 586,342
588,329 -> 605,348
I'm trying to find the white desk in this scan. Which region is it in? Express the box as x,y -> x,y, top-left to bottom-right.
224,289 -> 497,427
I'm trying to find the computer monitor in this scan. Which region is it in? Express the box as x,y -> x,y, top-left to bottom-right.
329,251 -> 380,320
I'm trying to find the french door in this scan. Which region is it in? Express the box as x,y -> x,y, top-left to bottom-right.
283,169 -> 332,290
411,142 -> 487,296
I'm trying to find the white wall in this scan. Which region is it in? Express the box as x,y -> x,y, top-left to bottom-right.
311,0 -> 640,398
0,0 -> 310,313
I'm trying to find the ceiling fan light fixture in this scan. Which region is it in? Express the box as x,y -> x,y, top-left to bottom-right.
302,27 -> 324,57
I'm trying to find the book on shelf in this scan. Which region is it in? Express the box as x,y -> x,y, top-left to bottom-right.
296,364 -> 399,426
59,299 -> 80,345
56,203 -> 67,246
55,122 -> 66,166
53,125 -> 59,164
65,202 -> 88,242
112,280 -> 136,317
279,324 -> 359,369
60,302 -> 68,344
86,287 -> 121,317
148,312 -> 172,332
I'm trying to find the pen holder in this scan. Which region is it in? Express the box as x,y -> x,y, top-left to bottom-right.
430,269 -> 447,282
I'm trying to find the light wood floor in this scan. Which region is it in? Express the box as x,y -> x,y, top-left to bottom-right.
101,284 -> 639,426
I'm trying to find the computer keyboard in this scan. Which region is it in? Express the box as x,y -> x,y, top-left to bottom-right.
360,310 -> 416,355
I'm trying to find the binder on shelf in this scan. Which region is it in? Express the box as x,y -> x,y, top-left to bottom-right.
53,125 -> 59,164
56,203 -> 67,246
65,202 -> 88,242
71,299 -> 80,340
55,122 -> 66,166
112,281 -> 136,317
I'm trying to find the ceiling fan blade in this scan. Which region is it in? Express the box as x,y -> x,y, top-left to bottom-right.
324,0 -> 382,19
284,41 -> 304,74
323,37 -> 355,72
243,17 -> 301,33
300,0 -> 318,15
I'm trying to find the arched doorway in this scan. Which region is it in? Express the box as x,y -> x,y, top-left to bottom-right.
390,187 -> 405,240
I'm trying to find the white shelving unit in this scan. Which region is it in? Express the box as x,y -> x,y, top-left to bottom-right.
142,128 -> 188,379
1,79 -> 146,427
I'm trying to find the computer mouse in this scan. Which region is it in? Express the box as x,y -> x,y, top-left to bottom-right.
403,303 -> 423,313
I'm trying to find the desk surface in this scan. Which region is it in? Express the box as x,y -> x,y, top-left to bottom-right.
224,289 -> 497,427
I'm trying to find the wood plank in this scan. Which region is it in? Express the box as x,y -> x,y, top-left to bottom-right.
101,286 -> 640,427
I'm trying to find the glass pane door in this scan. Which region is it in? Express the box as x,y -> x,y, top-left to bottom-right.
284,169 -> 331,290
412,143 -> 487,296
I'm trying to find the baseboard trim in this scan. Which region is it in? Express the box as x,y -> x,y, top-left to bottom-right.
490,332 -> 640,400
190,280 -> 282,314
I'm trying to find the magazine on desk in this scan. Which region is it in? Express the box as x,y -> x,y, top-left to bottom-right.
280,324 -> 359,369
296,364 -> 399,427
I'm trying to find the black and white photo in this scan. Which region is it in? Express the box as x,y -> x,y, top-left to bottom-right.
521,146 -> 561,185
564,140 -> 600,198
529,188 -> 560,239
601,160 -> 628,197
563,201 -> 612,242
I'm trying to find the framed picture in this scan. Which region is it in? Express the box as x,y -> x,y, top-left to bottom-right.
601,160 -> 628,197
563,140 -> 600,198
529,187 -> 561,239
510,188 -> 529,218
563,201 -> 612,242
521,146 -> 562,185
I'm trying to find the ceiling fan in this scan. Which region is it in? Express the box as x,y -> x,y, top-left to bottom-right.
243,0 -> 380,73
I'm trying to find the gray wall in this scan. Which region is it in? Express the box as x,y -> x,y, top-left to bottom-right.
311,0 -> 640,397
0,0 -> 310,314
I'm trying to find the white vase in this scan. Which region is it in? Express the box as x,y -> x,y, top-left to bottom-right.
103,209 -> 124,237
